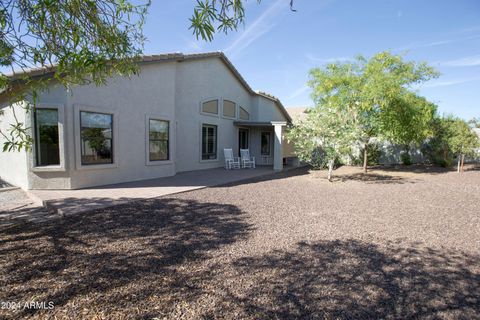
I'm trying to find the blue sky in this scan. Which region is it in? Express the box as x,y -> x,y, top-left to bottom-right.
142,0 -> 480,120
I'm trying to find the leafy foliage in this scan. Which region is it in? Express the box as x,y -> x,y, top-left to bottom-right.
307,51 -> 438,171
423,116 -> 480,167
286,104 -> 358,180
189,0 -> 297,41
0,0 -> 150,151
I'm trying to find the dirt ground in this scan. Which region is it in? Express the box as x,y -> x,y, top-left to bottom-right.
0,165 -> 479,319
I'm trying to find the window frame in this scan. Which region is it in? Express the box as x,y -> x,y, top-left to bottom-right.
261,131 -> 272,156
29,103 -> 66,172
74,104 -> 119,170
200,123 -> 218,162
239,106 -> 250,120
199,98 -> 220,117
145,114 -> 174,166
222,99 -> 237,119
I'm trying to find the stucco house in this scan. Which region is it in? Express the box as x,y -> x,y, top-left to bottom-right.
0,52 -> 292,190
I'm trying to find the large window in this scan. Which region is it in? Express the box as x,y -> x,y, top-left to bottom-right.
34,108 -> 60,166
239,106 -> 250,120
201,100 -> 218,115
80,111 -> 113,165
202,124 -> 217,160
261,131 -> 271,156
223,100 -> 236,118
149,119 -> 169,161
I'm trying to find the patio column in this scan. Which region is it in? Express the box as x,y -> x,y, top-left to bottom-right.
273,122 -> 285,171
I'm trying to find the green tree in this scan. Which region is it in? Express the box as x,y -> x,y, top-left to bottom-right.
449,118 -> 480,172
425,116 -> 480,170
379,92 -> 437,164
308,51 -> 439,172
286,105 -> 358,181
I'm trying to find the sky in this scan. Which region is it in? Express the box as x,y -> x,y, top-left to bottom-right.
140,0 -> 480,120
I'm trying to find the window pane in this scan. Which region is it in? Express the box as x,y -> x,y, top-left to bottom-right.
149,119 -> 169,161
202,125 -> 217,160
80,111 -> 113,165
239,107 -> 250,120
35,109 -> 60,166
202,100 -> 218,114
261,132 -> 271,155
223,100 -> 236,118
149,120 -> 169,139
149,141 -> 168,161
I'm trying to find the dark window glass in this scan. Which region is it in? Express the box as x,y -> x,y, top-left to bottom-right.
261,132 -> 271,155
149,119 -> 169,161
238,128 -> 249,155
35,109 -> 60,166
202,124 -> 217,160
80,111 -> 113,165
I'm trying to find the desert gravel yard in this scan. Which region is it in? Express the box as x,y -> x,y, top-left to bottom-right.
0,166 -> 479,319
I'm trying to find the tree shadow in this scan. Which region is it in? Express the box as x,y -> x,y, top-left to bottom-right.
0,197 -> 252,319
219,240 -> 480,319
372,164 -> 452,175
332,172 -> 417,184
214,166 -> 310,189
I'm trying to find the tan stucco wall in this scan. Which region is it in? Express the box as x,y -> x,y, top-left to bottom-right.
0,102 -> 29,189
174,58 -> 254,172
1,57 -> 291,190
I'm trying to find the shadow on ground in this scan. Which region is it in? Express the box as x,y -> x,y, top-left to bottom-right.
215,240 -> 480,319
332,172 -> 418,184
0,197 -> 252,319
1,183 -> 479,319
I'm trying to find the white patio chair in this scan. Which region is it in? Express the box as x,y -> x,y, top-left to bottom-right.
223,148 -> 240,170
240,149 -> 256,168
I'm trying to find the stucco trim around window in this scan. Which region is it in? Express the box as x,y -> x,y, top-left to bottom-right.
73,104 -> 119,171
199,98 -> 220,118
29,103 -> 66,172
145,113 -> 175,166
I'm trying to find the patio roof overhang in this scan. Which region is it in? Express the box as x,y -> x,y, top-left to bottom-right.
233,121 -> 288,127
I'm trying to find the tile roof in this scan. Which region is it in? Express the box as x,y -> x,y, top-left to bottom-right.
5,51 -> 291,122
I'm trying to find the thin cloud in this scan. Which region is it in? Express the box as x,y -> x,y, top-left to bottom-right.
305,54 -> 353,64
288,85 -> 310,99
398,34 -> 480,51
224,0 -> 287,59
420,76 -> 480,88
438,55 -> 480,67
182,36 -> 204,53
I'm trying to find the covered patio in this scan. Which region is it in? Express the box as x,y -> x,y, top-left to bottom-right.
234,120 -> 288,171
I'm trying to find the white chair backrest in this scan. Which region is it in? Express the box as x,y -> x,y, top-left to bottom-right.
240,149 -> 250,160
224,148 -> 234,160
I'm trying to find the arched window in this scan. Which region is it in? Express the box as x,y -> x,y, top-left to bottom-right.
223,100 -> 236,118
201,100 -> 218,115
239,106 -> 250,120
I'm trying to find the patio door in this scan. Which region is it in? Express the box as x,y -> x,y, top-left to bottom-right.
238,128 -> 249,154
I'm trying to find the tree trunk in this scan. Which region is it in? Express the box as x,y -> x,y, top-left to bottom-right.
363,143 -> 368,173
457,155 -> 461,173
327,159 -> 334,182
461,154 -> 465,172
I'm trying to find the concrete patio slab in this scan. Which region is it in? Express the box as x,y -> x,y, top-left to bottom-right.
28,166 -> 288,216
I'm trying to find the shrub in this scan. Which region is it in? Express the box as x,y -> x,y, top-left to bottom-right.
401,152 -> 412,165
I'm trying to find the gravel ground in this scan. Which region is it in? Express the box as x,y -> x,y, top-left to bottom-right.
0,166 -> 479,319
